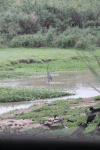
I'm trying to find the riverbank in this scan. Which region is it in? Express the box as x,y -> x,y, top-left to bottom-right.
0,96 -> 100,135
0,47 -> 100,140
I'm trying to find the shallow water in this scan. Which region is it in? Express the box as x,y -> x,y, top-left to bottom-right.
0,70 -> 100,114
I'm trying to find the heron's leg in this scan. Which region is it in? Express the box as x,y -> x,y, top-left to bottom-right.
48,78 -> 50,82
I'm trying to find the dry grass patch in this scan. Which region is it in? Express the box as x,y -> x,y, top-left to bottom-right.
70,97 -> 100,109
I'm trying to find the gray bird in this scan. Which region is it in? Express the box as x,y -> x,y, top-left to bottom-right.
47,63 -> 52,82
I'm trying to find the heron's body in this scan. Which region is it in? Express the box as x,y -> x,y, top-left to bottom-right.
47,64 -> 52,82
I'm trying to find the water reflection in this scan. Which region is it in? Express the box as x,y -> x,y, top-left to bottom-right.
0,70 -> 100,114
0,70 -> 99,89
0,101 -> 33,115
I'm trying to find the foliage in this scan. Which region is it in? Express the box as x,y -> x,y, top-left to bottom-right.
10,33 -> 45,48
0,0 -> 100,48
75,37 -> 88,50
93,96 -> 100,101
0,86 -> 72,103
10,28 -> 57,47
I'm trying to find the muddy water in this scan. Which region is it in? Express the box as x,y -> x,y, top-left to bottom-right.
0,70 -> 100,114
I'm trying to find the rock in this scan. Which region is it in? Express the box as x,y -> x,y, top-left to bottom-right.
53,120 -> 60,124
48,119 -> 52,122
40,121 -> 44,124
44,121 -> 52,126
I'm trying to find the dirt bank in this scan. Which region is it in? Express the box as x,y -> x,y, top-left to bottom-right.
0,97 -> 100,133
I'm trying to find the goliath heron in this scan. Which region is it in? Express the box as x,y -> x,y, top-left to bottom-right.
47,63 -> 52,82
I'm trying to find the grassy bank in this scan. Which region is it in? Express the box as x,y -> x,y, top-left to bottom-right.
5,97 -> 100,133
0,86 -> 72,103
0,47 -> 100,79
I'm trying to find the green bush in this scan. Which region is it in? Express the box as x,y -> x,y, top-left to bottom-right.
75,37 -> 88,50
44,27 -> 57,47
10,28 -> 57,48
96,37 -> 100,47
56,27 -> 81,48
10,34 -> 45,48
1,0 -> 100,48
75,34 -> 96,50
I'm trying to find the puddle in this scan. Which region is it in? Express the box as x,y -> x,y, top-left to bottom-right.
0,70 -> 100,114
0,101 -> 34,115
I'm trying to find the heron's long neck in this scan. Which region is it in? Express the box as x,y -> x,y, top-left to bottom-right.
47,65 -> 48,71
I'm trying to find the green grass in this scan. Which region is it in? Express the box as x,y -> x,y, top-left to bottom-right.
0,86 -> 72,103
11,98 -> 99,131
0,47 -> 100,79
13,99 -> 87,128
2,97 -> 100,136
93,96 -> 100,101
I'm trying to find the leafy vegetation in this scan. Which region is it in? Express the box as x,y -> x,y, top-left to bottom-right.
0,86 -> 72,103
93,96 -> 100,101
0,0 -> 100,49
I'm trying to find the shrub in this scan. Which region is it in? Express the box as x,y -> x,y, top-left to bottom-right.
61,34 -> 80,48
10,33 -> 45,47
10,28 -> 57,48
17,12 -> 38,34
1,0 -> 100,48
56,27 -> 81,48
95,37 -> 100,47
44,27 -> 57,47
75,37 -> 88,50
